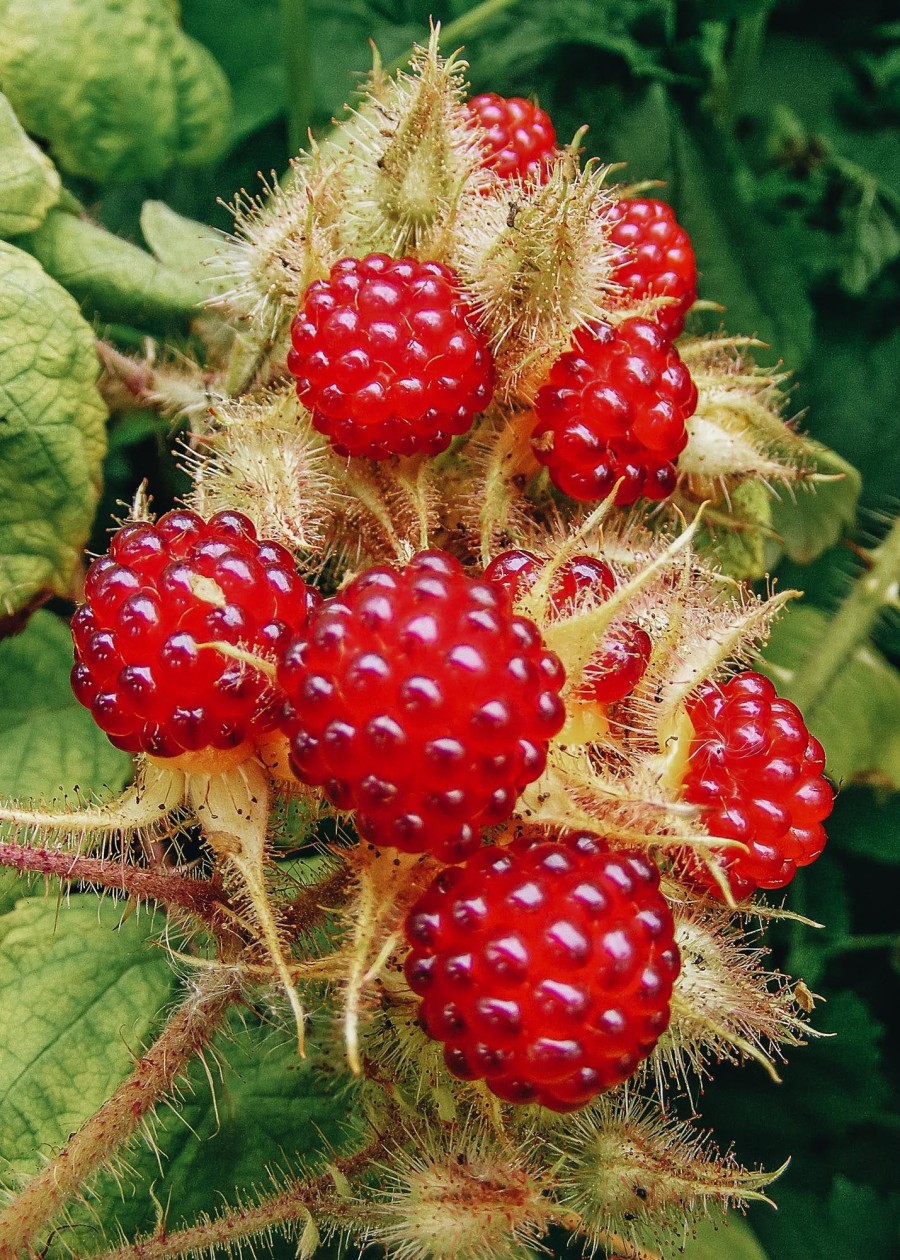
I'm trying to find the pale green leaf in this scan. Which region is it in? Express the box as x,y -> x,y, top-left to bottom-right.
0,895 -> 176,1177
768,442 -> 861,565
762,606 -> 900,787
0,240 -> 106,618
19,207 -> 202,324
0,91 -> 60,238
679,1215 -> 770,1260
139,200 -> 228,300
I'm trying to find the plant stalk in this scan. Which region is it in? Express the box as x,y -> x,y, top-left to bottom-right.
384,0 -> 520,76
280,0 -> 312,154
0,971 -> 241,1260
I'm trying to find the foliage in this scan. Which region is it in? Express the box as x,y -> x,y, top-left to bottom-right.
0,3 -> 897,1260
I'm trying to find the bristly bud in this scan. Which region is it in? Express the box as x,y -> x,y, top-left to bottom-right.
335,29 -> 487,259
556,1094 -> 780,1256
184,390 -> 337,559
676,335 -> 812,494
450,159 -> 619,401
653,895 -> 810,1088
370,1124 -> 551,1260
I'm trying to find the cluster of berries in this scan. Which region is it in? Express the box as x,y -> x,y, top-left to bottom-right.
286,92 -> 698,506
70,497 -> 833,1110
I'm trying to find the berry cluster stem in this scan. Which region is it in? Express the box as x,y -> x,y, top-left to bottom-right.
788,514 -> 900,718
280,0 -> 312,154
0,971 -> 241,1260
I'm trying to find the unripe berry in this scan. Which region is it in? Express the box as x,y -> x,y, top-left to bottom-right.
278,550 -> 566,863
70,511 -> 312,759
405,832 -> 680,1111
288,254 -> 494,460
531,317 -> 697,504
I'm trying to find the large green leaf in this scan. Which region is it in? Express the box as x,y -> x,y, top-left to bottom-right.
19,207 -> 202,325
0,90 -> 60,239
680,1216 -> 770,1260
0,0 -> 232,182
762,606 -> 900,788
0,895 -> 176,1177
0,241 -> 106,621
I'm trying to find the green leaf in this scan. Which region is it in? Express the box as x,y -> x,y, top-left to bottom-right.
58,1009 -> 364,1248
181,0 -> 284,142
826,787 -> 900,865
679,1215 -> 770,1260
697,479 -> 772,581
762,606 -> 900,788
754,1177 -> 900,1260
0,895 -> 176,1176
139,200 -> 227,301
0,0 -> 232,182
0,240 -> 107,620
19,207 -> 202,325
0,91 -> 60,238
768,442 -> 861,565
0,611 -> 131,803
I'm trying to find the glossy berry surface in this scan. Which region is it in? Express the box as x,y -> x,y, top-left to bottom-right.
71,511 -> 312,758
608,197 -> 697,337
467,93 -> 557,183
531,317 -> 697,505
682,671 -> 834,898
287,254 -> 493,460
484,550 -> 652,705
278,551 -> 566,863
405,832 -> 680,1111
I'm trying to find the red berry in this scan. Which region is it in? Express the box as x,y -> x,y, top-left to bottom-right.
70,511 -> 312,758
484,550 -> 651,705
531,317 -> 696,505
681,671 -> 834,898
404,832 -> 680,1111
278,551 -> 566,863
467,93 -> 557,183
287,254 -> 493,460
608,198 -> 697,337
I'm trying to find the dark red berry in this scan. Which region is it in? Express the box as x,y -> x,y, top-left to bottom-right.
608,198 -> 697,337
278,551 -> 566,863
680,671 -> 834,898
70,511 -> 312,758
531,317 -> 697,505
287,254 -> 494,460
484,550 -> 651,705
467,93 -> 557,183
404,832 -> 680,1111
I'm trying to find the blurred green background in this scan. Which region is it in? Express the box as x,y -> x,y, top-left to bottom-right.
55,0 -> 900,1255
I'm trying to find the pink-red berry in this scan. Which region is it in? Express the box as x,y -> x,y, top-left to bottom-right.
483,549 -> 652,705
71,511 -> 313,758
287,254 -> 493,460
278,551 -> 566,863
404,832 -> 680,1111
467,92 -> 557,183
681,671 -> 834,899
608,197 -> 697,337
531,317 -> 696,505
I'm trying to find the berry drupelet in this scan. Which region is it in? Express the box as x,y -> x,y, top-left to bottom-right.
681,671 -> 834,899
467,92 -> 557,183
288,254 -> 494,460
278,550 -> 566,863
531,317 -> 697,505
608,197 -> 698,337
405,832 -> 680,1111
483,549 -> 652,706
70,511 -> 313,760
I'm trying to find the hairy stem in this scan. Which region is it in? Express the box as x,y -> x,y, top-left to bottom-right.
788,515 -> 900,717
75,1146 -> 378,1260
280,0 -> 312,154
0,843 -> 229,928
0,972 -> 241,1260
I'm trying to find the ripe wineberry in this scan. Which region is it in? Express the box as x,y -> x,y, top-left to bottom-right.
608,197 -> 697,337
467,93 -> 557,183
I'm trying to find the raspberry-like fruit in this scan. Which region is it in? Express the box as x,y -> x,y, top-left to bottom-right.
483,549 -> 652,705
681,671 -> 834,898
404,832 -> 680,1111
278,551 -> 566,863
71,511 -> 313,759
287,254 -> 494,460
467,92 -> 557,183
532,317 -> 696,505
608,197 -> 697,337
